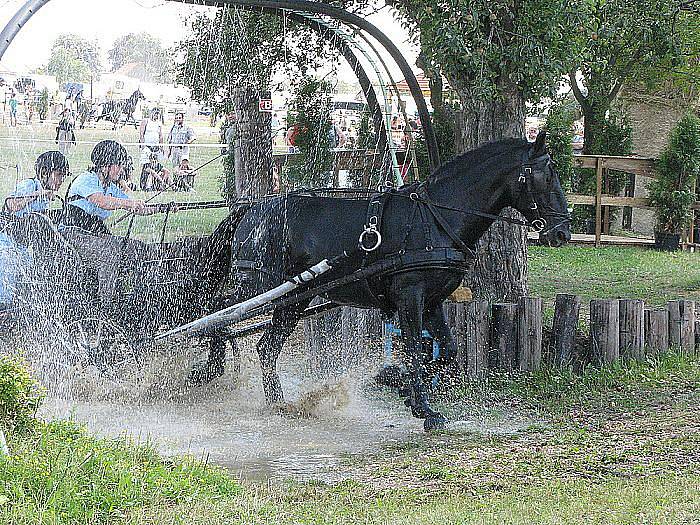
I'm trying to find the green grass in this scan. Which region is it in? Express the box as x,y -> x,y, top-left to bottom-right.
529,245 -> 700,306
1,352 -> 699,524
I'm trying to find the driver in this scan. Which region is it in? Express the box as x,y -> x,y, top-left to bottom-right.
62,140 -> 158,234
3,151 -> 69,217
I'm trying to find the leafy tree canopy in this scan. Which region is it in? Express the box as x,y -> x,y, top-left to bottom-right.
50,33 -> 102,77
42,47 -> 90,85
108,33 -> 174,83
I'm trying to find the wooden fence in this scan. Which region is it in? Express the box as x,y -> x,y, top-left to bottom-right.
568,155 -> 700,247
305,295 -> 698,376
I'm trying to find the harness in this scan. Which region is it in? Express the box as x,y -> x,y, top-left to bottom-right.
233,150 -> 571,307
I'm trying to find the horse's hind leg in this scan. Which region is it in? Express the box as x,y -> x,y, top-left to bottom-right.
423,303 -> 458,385
397,297 -> 447,431
256,301 -> 310,404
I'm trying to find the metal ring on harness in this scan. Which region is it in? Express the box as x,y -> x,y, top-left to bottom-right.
531,218 -> 547,232
359,225 -> 382,252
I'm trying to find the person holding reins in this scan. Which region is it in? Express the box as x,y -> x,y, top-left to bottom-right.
62,140 -> 159,235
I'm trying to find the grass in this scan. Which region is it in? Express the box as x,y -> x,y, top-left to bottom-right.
1,351 -> 699,524
529,245 -> 700,307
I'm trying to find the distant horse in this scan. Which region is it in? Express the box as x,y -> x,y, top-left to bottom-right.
191,132 -> 571,431
95,89 -> 145,130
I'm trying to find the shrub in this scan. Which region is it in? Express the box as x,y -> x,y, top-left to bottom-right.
648,113 -> 700,233
0,355 -> 44,433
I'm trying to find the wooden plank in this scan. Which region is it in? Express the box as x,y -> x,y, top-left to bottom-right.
552,294 -> 581,367
595,158 -> 603,247
517,297 -> 543,371
464,301 -> 490,377
645,308 -> 669,354
492,303 -> 518,371
590,299 -> 620,365
667,300 -> 695,352
619,299 -> 645,360
573,155 -> 656,177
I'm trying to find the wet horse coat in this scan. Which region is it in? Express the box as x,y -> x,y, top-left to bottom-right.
218,133 -> 571,430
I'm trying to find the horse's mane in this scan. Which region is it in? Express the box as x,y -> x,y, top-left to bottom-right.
428,137 -> 530,183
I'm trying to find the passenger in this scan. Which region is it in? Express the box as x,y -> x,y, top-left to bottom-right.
4,151 -> 69,218
62,140 -> 158,235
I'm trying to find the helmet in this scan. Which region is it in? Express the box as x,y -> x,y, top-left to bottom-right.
91,140 -> 129,170
35,151 -> 69,177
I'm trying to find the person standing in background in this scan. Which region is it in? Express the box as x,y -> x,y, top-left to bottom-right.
139,108 -> 164,166
56,109 -> 76,155
8,92 -> 18,127
167,111 -> 196,170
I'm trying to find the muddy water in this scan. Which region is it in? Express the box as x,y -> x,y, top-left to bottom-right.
32,334 -> 538,481
36,337 -> 424,481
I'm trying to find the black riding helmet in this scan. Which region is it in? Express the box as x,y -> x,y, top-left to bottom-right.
91,140 -> 129,170
35,150 -> 69,178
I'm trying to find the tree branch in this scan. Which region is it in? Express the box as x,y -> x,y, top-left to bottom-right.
569,71 -> 590,113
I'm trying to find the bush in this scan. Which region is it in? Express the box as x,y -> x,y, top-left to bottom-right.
648,113 -> 700,233
0,355 -> 44,433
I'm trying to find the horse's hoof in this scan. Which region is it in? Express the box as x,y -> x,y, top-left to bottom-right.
186,361 -> 224,386
424,414 -> 447,431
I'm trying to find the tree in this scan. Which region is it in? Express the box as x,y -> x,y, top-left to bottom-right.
44,48 -> 90,85
50,33 -> 102,77
389,0 -> 581,302
567,0 -> 692,154
179,7 -> 334,199
108,33 -> 173,83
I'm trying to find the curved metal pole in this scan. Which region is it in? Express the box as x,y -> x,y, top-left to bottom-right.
0,0 -> 52,60
0,0 -> 440,171
175,0 -> 440,171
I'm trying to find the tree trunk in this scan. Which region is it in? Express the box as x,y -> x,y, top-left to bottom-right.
454,81 -> 528,302
232,86 -> 273,199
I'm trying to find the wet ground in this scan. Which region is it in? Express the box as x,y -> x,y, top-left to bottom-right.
31,333 -> 538,481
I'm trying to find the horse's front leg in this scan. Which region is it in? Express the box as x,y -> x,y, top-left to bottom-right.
256,301 -> 310,404
396,295 -> 448,431
423,302 -> 458,385
186,331 -> 231,386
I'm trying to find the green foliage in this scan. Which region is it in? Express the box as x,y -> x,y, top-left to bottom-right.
544,101 -> 576,191
0,420 -> 238,524
0,356 -> 44,433
178,7 -> 332,118
415,107 -> 457,178
107,33 -> 173,83
571,107 -> 633,229
391,0 -> 581,103
40,33 -> 101,83
44,48 -> 90,85
285,78 -> 335,187
648,113 -> 700,233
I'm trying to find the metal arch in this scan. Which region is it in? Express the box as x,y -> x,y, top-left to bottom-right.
287,12 -> 401,183
0,0 -> 440,172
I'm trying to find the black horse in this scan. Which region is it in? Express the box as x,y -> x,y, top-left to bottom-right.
186,133 -> 571,430
95,89 -> 145,130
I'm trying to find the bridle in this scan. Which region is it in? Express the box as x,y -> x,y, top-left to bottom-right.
517,152 -> 571,236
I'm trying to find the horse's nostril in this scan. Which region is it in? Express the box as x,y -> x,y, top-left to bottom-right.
556,230 -> 569,243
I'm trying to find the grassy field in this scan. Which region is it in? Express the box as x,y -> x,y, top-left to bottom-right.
2,351 -> 699,524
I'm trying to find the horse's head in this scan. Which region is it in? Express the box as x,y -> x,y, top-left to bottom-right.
511,131 -> 571,247
133,89 -> 145,101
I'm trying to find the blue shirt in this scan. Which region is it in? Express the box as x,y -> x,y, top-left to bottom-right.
0,231 -> 31,305
67,171 -> 129,221
7,178 -> 46,218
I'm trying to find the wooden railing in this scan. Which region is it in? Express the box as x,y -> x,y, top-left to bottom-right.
569,155 -> 700,247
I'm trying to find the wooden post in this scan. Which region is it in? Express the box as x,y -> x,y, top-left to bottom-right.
464,301 -> 490,377
619,299 -> 645,360
602,167 -> 610,235
595,157 -> 603,247
552,293 -> 581,368
492,303 -> 518,371
644,308 -> 669,354
667,300 -> 696,352
517,297 -> 543,371
590,299 -> 619,365
445,302 -> 466,377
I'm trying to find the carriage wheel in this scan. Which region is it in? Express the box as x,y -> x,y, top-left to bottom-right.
66,318 -> 139,377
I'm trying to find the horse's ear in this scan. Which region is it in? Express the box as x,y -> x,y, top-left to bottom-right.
532,130 -> 547,156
